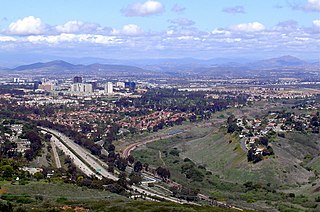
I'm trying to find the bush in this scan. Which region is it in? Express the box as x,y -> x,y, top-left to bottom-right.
56,196 -> 68,203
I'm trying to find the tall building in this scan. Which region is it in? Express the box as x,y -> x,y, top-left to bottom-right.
88,81 -> 97,91
71,83 -> 92,93
104,82 -> 113,94
73,76 -> 82,83
125,81 -> 136,91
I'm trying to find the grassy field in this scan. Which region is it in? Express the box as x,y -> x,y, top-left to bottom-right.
0,181 -> 239,211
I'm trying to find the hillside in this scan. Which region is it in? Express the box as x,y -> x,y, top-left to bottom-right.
132,102 -> 320,211
2,55 -> 318,77
0,181 -> 236,211
11,60 -> 149,76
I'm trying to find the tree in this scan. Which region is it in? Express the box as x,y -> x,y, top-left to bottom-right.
227,122 -> 239,133
156,167 -> 170,180
115,158 -> 128,171
127,155 -> 135,164
34,172 -> 44,181
260,137 -> 269,146
143,163 -> 149,172
107,144 -> 115,152
117,172 -> 127,188
227,114 -> 236,125
133,161 -> 143,172
129,172 -> 142,185
1,165 -> 14,179
44,133 -> 52,141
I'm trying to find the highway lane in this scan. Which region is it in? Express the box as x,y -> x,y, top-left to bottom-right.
40,127 -> 200,205
50,134 -> 99,178
42,127 -> 117,180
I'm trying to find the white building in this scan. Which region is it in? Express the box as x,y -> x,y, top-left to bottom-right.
71,83 -> 93,93
39,82 -> 55,91
116,81 -> 125,88
104,82 -> 113,94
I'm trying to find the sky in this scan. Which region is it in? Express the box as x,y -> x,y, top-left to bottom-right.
0,0 -> 319,62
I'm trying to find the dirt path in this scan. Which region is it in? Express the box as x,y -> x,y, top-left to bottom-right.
51,140 -> 62,168
159,150 -> 166,166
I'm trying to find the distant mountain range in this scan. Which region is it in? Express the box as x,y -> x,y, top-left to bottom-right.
249,55 -> 309,69
0,55 -> 318,77
5,60 -> 149,76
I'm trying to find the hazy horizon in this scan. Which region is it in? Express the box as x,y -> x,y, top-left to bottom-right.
0,0 -> 319,62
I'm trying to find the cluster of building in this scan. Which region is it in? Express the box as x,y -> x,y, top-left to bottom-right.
234,105 -> 319,161
0,123 -> 31,155
118,111 -> 189,132
11,76 -> 137,96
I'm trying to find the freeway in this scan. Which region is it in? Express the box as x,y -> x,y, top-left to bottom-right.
50,132 -> 100,178
41,127 -> 117,180
40,127 -> 198,205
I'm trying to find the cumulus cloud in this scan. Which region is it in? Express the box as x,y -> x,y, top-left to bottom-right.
313,19 -> 320,28
7,16 -> 46,35
275,20 -> 299,31
111,24 -> 143,36
231,22 -> 265,32
168,18 -> 195,26
305,0 -> 320,11
27,33 -> 122,45
56,21 -> 100,33
171,4 -> 185,13
0,16 -> 319,59
222,6 -> 246,14
289,0 -> 320,12
121,0 -> 165,17
0,36 -> 16,42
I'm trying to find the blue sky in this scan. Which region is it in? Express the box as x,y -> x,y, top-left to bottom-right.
0,0 -> 319,61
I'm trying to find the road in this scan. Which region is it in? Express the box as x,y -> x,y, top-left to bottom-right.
51,140 -> 62,168
122,119 -> 226,158
122,132 -> 184,158
240,138 -> 248,152
50,133 -> 100,178
42,127 -> 117,180
40,127 -> 197,205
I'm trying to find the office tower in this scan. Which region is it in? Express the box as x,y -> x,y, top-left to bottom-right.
104,82 -> 113,94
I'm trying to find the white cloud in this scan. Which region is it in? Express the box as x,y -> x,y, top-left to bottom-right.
211,29 -> 231,36
305,0 -> 320,11
171,4 -> 185,13
222,6 -> 246,14
231,22 -> 265,32
122,0 -> 165,17
27,33 -> 121,45
0,36 -> 16,42
55,21 -> 100,33
111,24 -> 143,36
169,18 -> 195,26
7,16 -> 46,35
313,19 -> 320,28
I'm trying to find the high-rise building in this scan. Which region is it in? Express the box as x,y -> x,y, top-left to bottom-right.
88,81 -> 97,91
73,76 -> 82,83
71,83 -> 92,93
104,82 -> 113,94
125,81 -> 136,91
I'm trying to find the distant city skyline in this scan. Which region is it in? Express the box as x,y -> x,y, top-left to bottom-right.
0,0 -> 319,60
